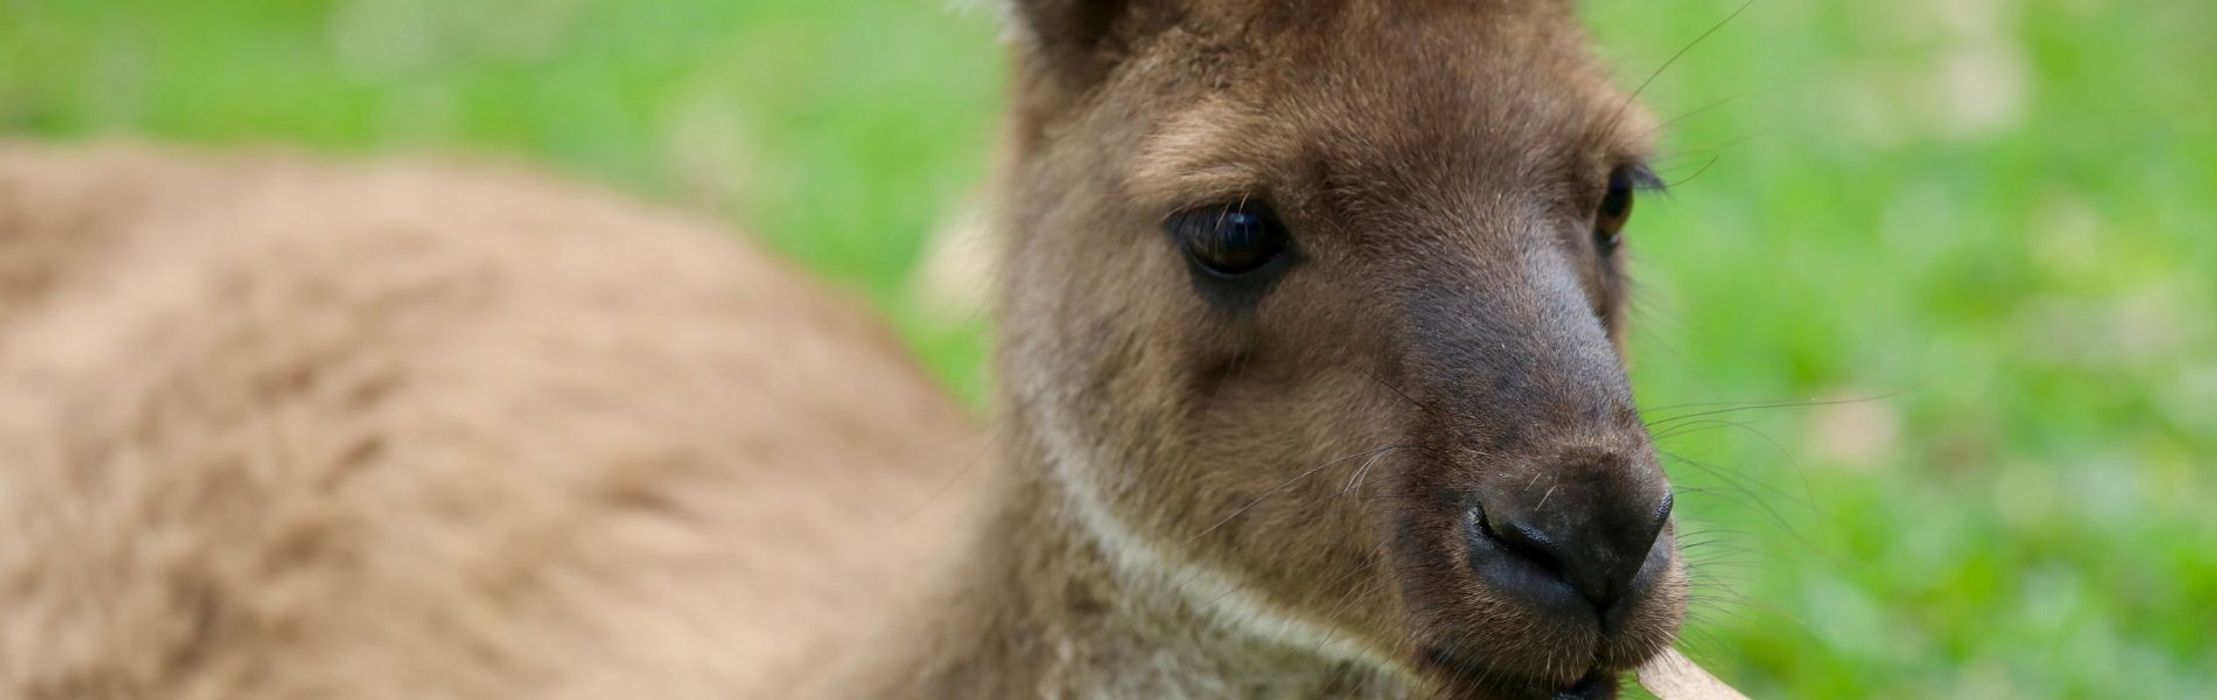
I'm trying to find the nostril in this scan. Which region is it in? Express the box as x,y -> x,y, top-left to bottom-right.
1495,521 -> 1569,580
1465,505 -> 1568,580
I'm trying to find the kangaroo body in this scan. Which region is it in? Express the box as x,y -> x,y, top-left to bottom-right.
0,145 -> 983,699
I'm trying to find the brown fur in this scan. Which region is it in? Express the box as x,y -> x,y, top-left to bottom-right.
0,143 -> 984,699
3,1 -> 1693,698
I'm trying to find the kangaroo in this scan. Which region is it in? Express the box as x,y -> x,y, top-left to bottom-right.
1,1 -> 1744,699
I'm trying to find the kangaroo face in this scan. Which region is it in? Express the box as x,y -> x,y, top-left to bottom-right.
997,1 -> 1685,695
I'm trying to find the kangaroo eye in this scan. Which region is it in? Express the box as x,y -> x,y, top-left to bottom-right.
1166,201 -> 1289,278
1595,166 -> 1638,255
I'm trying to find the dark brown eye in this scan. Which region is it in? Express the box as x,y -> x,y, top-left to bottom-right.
1595,166 -> 1638,255
1165,201 -> 1289,278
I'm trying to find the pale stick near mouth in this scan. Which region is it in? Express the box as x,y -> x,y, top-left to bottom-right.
1636,648 -> 1751,700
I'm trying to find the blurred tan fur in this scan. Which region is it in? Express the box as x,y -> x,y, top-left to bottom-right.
0,142 -> 985,699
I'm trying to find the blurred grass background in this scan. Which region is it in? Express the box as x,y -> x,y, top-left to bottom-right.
4,0 -> 2211,696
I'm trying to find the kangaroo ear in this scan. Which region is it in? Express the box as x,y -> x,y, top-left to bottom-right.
1007,0 -> 1133,68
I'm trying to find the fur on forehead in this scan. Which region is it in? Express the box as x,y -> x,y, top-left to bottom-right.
1001,0 -> 1603,61
1109,6 -> 1659,215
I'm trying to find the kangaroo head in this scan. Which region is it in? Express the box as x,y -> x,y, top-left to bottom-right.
994,0 -> 1685,694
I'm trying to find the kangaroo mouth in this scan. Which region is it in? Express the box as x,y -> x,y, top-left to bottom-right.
1553,670 -> 1621,700
1421,647 -> 1630,699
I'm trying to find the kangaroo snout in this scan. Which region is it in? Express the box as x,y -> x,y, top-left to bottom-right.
1397,401 -> 1687,693
1376,238 -> 1689,692
1464,449 -> 1675,619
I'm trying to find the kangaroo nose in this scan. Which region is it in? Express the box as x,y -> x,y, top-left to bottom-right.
1465,472 -> 1673,612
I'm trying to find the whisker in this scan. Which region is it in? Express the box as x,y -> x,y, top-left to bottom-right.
897,423 -> 1002,523
1341,445 -> 1408,497
1600,0 -> 1757,139
1661,155 -> 1722,189
1663,452 -> 1804,509
1190,443 -> 1408,542
1646,92 -> 1749,135
1656,417 -> 1823,516
1362,368 -> 1448,419
1645,385 -> 1920,427
1651,129 -> 1778,160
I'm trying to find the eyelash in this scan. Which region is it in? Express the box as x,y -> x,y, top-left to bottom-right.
1619,163 -> 1666,192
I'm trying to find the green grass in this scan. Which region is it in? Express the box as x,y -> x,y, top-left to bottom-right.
6,1 -> 2211,696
